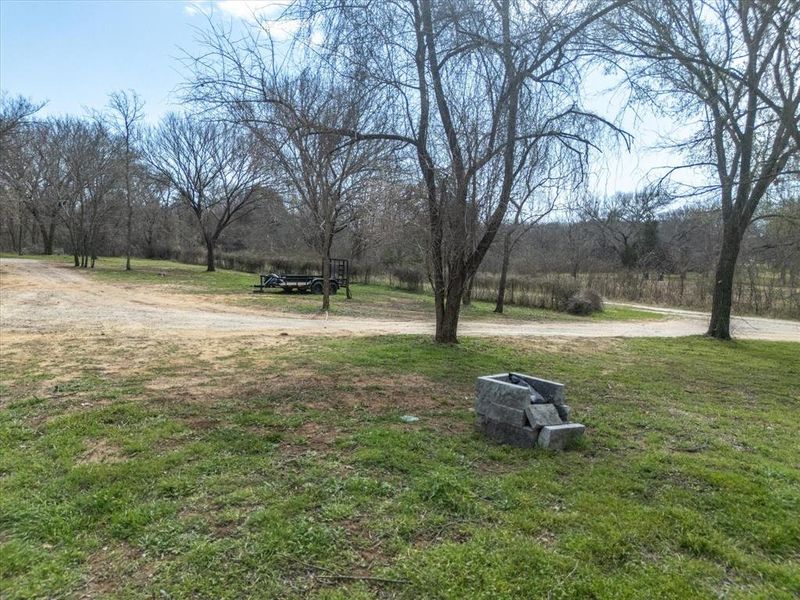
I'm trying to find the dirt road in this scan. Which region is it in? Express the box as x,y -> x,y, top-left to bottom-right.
1,258 -> 798,341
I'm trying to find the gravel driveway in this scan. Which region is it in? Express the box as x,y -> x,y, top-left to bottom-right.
2,258 -> 798,341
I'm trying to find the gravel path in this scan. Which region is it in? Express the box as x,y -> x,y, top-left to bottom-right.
1,258 -> 798,341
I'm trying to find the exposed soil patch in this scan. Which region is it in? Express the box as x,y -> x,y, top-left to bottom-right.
78,438 -> 126,465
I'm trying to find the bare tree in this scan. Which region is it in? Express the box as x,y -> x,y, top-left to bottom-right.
146,114 -> 266,272
248,74 -> 386,309
0,95 -> 47,254
0,93 -> 43,147
245,0 -> 630,342
57,118 -> 120,268
108,90 -> 145,271
0,120 -> 66,255
493,142 -> 570,313
604,0 -> 800,339
584,186 -> 673,270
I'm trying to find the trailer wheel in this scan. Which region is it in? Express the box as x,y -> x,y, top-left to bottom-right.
310,281 -> 323,294
330,282 -> 339,295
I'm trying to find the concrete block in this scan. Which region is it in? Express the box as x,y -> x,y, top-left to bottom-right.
478,418 -> 538,448
511,373 -> 566,405
487,402 -> 527,427
524,403 -> 563,432
476,375 -> 532,411
555,404 -> 571,422
537,423 -> 585,451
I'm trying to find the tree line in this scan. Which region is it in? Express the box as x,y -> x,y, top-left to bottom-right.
1,0 -> 798,341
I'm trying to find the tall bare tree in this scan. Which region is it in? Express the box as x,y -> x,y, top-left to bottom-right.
108,90 -> 145,271
146,114 -> 266,272
0,93 -> 43,147
249,74 -> 385,309
221,0 -> 630,342
0,94 -> 46,254
0,121 -> 60,255
583,186 -> 673,270
58,118 -> 120,268
604,0 -> 800,339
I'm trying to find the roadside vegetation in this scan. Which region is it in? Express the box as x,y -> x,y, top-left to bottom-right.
1,331 -> 798,598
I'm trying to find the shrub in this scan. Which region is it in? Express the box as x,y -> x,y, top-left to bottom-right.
544,281 -> 581,312
565,289 -> 605,315
391,268 -> 425,292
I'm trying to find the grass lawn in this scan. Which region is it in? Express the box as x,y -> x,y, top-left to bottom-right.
1,331 -> 798,599
0,254 -> 662,323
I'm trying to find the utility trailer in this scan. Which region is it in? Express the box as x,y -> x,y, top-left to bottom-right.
252,258 -> 349,295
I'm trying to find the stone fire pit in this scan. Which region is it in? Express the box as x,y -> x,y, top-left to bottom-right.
475,372 -> 585,450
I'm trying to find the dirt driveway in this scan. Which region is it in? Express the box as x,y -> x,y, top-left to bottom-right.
1,258 -> 798,341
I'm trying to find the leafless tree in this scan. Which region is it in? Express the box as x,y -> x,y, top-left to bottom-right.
0,120 -> 65,255
186,19 -> 397,308
108,90 -> 145,271
251,73 -> 386,308
493,142 -> 571,313
146,113 -> 266,271
0,93 -> 43,147
246,0 -> 631,342
57,118 -> 121,268
604,0 -> 800,339
583,186 -> 673,270
0,95 -> 47,254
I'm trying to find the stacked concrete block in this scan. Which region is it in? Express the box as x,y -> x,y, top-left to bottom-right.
475,372 -> 585,450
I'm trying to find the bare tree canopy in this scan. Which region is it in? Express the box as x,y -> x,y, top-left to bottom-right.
107,90 -> 145,271
145,113 -> 268,271
188,0 -> 633,342
601,0 -> 800,338
0,93 -> 44,146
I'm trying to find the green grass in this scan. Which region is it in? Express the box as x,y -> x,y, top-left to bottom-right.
0,254 -> 662,323
1,332 -> 798,599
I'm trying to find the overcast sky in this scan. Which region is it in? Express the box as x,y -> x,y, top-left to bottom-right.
0,0 -> 698,196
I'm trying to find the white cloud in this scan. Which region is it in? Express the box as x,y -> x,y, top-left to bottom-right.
184,1 -> 213,17
215,1 -> 289,21
185,1 -> 289,21
185,1 -> 300,39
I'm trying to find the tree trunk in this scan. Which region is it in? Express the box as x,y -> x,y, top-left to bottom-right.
321,253 -> 331,311
12,221 -> 22,255
462,275 -> 474,306
125,179 -> 133,271
435,273 -> 465,343
707,226 -> 743,340
437,293 -> 462,343
206,240 -> 216,272
494,233 -> 512,314
39,222 -> 54,255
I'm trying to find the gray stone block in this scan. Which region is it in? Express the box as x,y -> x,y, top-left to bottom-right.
486,401 -> 527,427
478,418 -> 538,448
537,423 -> 585,450
476,374 -> 532,412
524,403 -> 563,431
510,373 -> 566,405
555,404 -> 571,422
